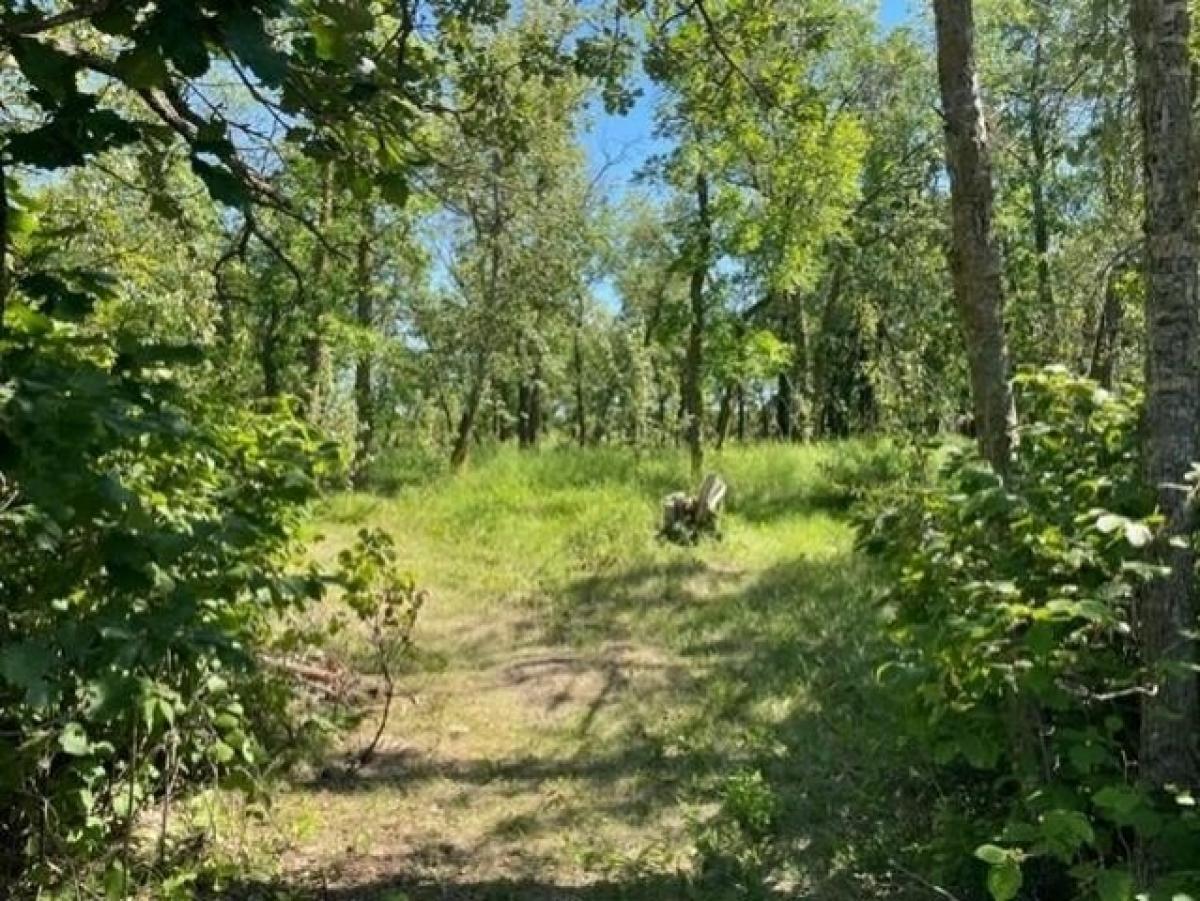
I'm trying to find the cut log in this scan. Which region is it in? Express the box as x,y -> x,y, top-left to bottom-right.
695,473 -> 727,526
660,474 -> 727,544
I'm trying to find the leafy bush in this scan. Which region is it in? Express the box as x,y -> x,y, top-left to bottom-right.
0,305 -> 341,893
692,769 -> 781,899
364,441 -> 448,495
815,437 -> 910,508
336,528 -> 424,769
857,368 -> 1200,900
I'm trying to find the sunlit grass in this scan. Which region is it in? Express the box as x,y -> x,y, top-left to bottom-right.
227,440 -> 922,899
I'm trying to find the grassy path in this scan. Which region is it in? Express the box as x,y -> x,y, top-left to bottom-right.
225,446 -> 917,900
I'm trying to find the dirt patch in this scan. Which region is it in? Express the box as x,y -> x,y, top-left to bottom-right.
495,642 -> 680,728
253,634 -> 690,896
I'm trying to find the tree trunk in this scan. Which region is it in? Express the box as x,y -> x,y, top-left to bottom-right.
303,161 -> 336,421
0,159 -> 9,352
517,378 -> 531,446
451,150 -> 508,469
592,389 -> 616,445
683,171 -> 711,479
1131,0 -> 1200,808
811,262 -> 846,439
573,306 -> 588,447
260,338 -> 280,398
259,301 -> 282,397
790,293 -> 812,441
497,382 -> 515,442
352,220 -> 375,488
933,0 -> 1017,476
736,384 -> 747,442
1028,29 -> 1054,333
715,384 -> 734,449
1089,258 -> 1129,388
776,372 -> 793,440
450,352 -> 490,470
518,350 -> 542,450
774,300 -> 794,440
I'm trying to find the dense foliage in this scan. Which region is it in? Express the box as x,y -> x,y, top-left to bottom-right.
859,370 -> 1200,899
0,289 -> 339,891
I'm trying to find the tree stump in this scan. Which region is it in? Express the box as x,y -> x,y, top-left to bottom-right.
660,473 -> 727,544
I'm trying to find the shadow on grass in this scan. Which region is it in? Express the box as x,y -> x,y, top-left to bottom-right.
214,873 -> 691,900
540,550 -> 931,899
305,740 -> 703,793
724,482 -> 852,525
224,542 -> 929,899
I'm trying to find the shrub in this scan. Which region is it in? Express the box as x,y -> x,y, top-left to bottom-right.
815,437 -> 910,508
0,307 -> 340,893
692,769 -> 781,898
856,368 -> 1200,900
364,441 -> 447,494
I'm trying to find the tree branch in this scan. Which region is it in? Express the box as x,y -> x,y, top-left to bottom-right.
688,0 -> 775,109
2,1 -> 111,37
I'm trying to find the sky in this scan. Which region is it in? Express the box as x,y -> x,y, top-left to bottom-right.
879,0 -> 913,29
583,0 -> 917,193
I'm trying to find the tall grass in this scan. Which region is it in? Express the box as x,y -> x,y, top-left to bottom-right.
321,441 -> 882,595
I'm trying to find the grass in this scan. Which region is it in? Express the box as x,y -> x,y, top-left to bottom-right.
217,442 -> 929,900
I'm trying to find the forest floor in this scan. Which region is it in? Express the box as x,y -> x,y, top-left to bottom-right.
215,445 -> 925,900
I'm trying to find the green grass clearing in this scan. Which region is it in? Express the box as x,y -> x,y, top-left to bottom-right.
216,443 -> 927,900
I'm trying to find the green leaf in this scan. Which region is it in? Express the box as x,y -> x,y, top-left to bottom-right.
193,120 -> 232,155
7,204 -> 40,237
114,44 -> 171,89
11,37 -> 80,103
104,859 -> 127,901
975,844 -> 1009,866
84,673 -> 137,723
1094,785 -> 1142,817
379,171 -> 410,207
19,272 -> 96,320
987,859 -> 1022,901
150,9 -> 211,77
5,302 -> 54,336
190,156 -> 250,209
223,8 -> 289,87
6,106 -> 142,169
59,722 -> 91,756
311,18 -> 351,62
92,4 -> 138,35
0,641 -> 53,708
1040,808 -> 1095,860
1123,521 -> 1153,548
1095,869 -> 1132,901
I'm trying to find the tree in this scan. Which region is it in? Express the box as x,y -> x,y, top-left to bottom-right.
1130,0 -> 1199,806
412,8 -> 596,468
683,170 -> 712,477
643,0 -> 869,460
933,0 -> 1017,474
